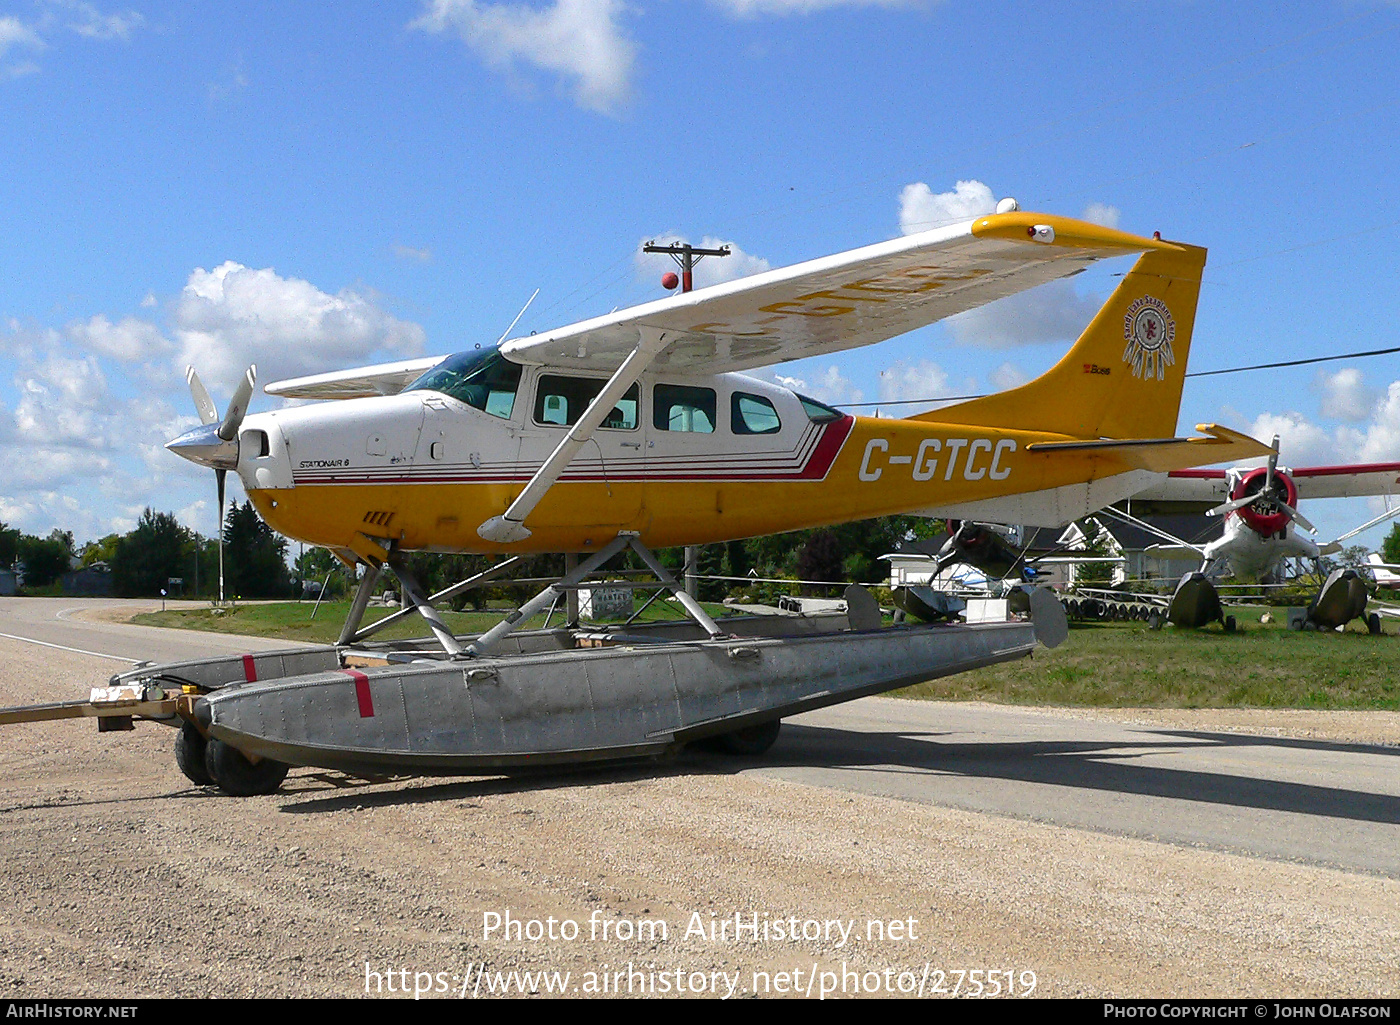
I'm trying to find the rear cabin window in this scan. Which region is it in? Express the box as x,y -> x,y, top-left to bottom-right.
534,375 -> 639,429
654,384 -> 716,433
731,392 -> 782,435
797,393 -> 844,424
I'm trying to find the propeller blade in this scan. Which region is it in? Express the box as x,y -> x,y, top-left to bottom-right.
186,366 -> 218,426
1265,434 -> 1280,491
1206,493 -> 1256,519
1279,501 -> 1315,534
217,365 -> 257,442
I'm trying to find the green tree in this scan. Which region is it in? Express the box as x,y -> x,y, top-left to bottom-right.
1074,520 -> 1117,585
223,501 -> 292,598
112,510 -> 188,597
81,533 -> 121,567
1338,544 -> 1370,569
0,522 -> 18,570
1383,521 -> 1400,565
17,530 -> 73,588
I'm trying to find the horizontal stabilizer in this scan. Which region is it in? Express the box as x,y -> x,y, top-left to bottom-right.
1026,424 -> 1273,473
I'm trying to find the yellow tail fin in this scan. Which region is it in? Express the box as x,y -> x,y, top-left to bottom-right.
919,241 -> 1207,440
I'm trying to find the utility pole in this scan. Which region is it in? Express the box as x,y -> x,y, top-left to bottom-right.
643,240 -> 730,293
644,240 -> 730,601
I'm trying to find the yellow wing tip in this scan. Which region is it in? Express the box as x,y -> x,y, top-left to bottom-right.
971,211 -> 1185,253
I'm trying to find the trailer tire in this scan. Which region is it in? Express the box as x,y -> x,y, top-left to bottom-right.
703,719 -> 782,756
204,738 -> 289,796
175,721 -> 214,786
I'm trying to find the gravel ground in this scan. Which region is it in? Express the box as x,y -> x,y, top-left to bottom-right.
2,627 -> 1398,1000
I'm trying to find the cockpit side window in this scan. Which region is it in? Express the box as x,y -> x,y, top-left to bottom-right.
405,348 -> 522,419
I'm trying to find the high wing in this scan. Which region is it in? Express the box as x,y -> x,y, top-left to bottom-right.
1289,463 -> 1400,500
1134,462 -> 1400,505
499,212 -> 1181,375
264,356 -> 447,400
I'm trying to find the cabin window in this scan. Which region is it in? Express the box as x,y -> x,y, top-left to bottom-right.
731,392 -> 782,435
796,393 -> 844,424
405,347 -> 522,419
654,384 -> 716,433
533,375 -> 639,429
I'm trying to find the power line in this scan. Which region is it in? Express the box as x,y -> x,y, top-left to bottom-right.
1184,345 -> 1400,379
833,344 -> 1400,408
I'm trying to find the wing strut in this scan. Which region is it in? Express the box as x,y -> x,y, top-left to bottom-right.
478,328 -> 670,544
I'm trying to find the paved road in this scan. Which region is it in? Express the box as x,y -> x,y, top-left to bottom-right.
760,701 -> 1400,877
5,596 -> 1397,877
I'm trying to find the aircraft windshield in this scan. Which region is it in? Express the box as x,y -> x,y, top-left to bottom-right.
405,347 -> 522,419
796,394 -> 845,424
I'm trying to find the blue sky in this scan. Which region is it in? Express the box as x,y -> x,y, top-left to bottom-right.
2,0 -> 1399,553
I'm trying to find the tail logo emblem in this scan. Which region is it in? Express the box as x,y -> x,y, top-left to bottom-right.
1122,296 -> 1176,381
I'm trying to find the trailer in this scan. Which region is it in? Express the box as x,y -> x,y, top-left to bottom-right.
0,586 -> 1067,796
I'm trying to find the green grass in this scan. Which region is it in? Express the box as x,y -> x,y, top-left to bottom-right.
131,601 -> 1400,711
131,597 -> 733,645
896,606 -> 1400,710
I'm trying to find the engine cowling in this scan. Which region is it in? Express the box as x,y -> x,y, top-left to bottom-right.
1230,466 -> 1298,536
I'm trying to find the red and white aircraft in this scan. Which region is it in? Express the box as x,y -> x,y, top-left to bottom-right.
1128,445 -> 1400,581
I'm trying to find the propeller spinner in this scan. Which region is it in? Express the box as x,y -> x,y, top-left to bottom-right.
1205,435 -> 1316,535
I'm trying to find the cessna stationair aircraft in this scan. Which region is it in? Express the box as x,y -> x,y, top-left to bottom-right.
168,207 -> 1272,575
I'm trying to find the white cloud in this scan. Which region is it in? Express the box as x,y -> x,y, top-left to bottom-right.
715,0 -> 926,15
0,16 -> 44,55
1241,376 -> 1400,472
1314,368 -> 1376,423
878,359 -> 948,403
947,278 -> 1103,349
898,179 -> 996,235
412,0 -> 635,115
634,234 -> 770,290
393,242 -> 433,263
990,361 -> 1028,391
1249,410 -> 1358,469
1356,380 -> 1400,465
770,365 -> 863,405
1,2 -> 141,80
70,314 -> 173,363
1081,202 -> 1120,229
50,0 -> 143,40
171,261 -> 427,386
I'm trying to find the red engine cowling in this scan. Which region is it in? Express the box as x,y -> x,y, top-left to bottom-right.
1230,467 -> 1298,536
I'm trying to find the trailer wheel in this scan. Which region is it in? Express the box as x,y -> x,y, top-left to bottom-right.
204,738 -> 289,796
175,721 -> 214,786
1225,616 -> 1237,633
1368,613 -> 1382,636
704,719 -> 782,756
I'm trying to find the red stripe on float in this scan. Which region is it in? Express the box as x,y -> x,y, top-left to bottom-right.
242,654 -> 257,682
341,669 -> 375,718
